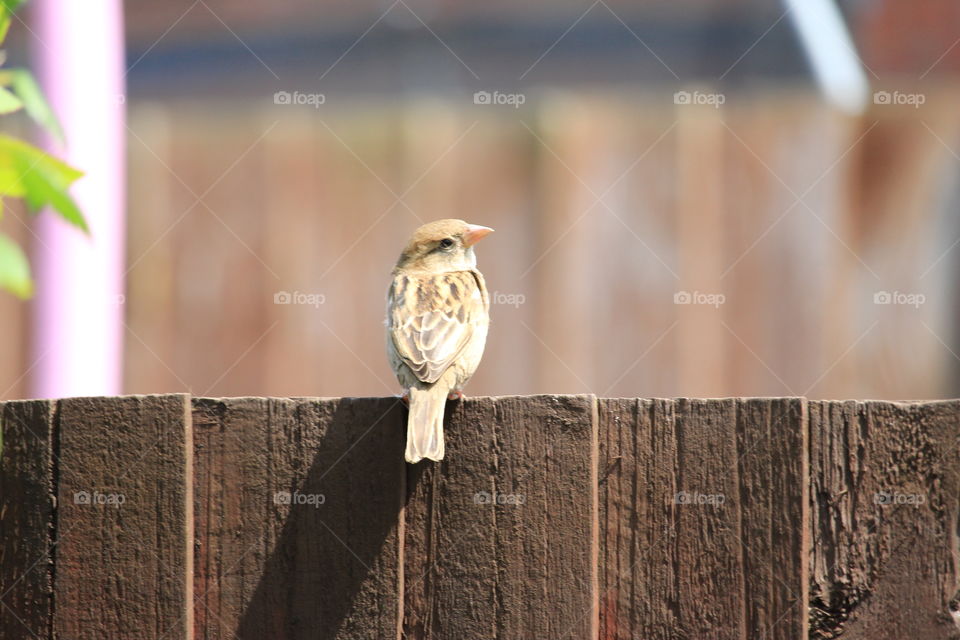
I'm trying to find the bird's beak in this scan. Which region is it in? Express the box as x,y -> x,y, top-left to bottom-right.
462,224 -> 494,247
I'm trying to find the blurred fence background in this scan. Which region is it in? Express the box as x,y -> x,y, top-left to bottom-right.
1,0 -> 959,401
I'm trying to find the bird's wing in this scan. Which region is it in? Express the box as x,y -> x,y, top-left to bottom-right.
388,270 -> 486,384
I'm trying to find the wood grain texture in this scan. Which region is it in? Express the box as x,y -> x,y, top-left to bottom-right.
809,400 -> 960,639
194,396 -> 405,640
736,398 -> 808,640
598,398 -> 808,640
0,400 -> 55,640
7,394 -> 960,640
53,395 -> 192,640
403,395 -> 597,640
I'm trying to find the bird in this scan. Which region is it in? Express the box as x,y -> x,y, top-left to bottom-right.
386,219 -> 493,463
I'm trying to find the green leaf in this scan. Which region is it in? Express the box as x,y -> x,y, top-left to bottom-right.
0,159 -> 26,197
0,14 -> 11,46
0,0 -> 25,46
0,69 -> 64,143
0,231 -> 33,298
0,86 -> 22,114
0,134 -> 86,232
1,1 -> 27,14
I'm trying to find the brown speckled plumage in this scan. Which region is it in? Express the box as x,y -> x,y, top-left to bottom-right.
385,219 -> 492,463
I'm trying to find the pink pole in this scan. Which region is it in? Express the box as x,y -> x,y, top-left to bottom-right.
30,0 -> 126,399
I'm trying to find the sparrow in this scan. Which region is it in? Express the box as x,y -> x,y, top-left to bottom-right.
386,219 -> 493,463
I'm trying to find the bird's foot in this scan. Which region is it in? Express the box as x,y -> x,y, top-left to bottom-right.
397,392 -> 409,406
447,389 -> 465,401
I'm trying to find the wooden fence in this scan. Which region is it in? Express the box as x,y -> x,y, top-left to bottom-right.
1,395 -> 958,639
4,90 -> 960,404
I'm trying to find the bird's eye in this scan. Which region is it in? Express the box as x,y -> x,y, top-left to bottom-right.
439,238 -> 455,249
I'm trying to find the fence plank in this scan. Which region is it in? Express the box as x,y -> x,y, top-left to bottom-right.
0,400 -> 55,640
53,394 -> 192,640
403,395 -> 597,639
735,398 -> 808,639
124,106 -> 179,396
111,98 -> 960,401
676,100 -> 727,397
194,396 -> 405,640
672,399 -> 744,637
598,398 -> 808,639
809,400 -> 960,638
8,394 -> 960,639
598,398 -> 679,639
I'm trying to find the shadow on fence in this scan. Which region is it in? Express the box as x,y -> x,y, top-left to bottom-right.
2,394 -> 959,640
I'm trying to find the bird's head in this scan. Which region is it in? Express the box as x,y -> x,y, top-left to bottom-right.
395,219 -> 494,274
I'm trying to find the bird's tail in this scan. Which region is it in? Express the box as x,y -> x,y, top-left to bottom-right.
405,386 -> 447,463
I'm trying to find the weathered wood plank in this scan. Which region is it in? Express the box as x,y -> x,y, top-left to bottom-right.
403,395 -> 597,639
53,394 -> 192,640
673,399 -> 744,638
598,398 -> 808,639
8,393 -> 960,640
735,398 -> 808,640
0,400 -> 55,640
809,400 -> 960,638
598,398 -> 681,639
676,99 -> 727,397
124,106 -> 179,396
195,396 -> 405,640
529,101 -> 606,394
